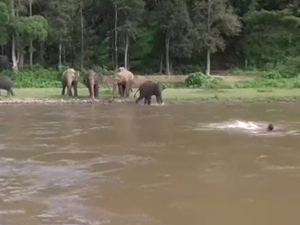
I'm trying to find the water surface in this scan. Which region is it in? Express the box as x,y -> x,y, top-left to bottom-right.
0,103 -> 300,225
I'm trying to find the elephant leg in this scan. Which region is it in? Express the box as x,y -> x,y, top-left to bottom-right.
124,82 -> 129,98
89,78 -> 95,99
87,85 -> 92,97
73,82 -> 78,97
95,84 -> 99,98
156,94 -> 162,104
10,89 -> 15,96
6,90 -> 9,97
67,86 -> 72,97
120,84 -> 126,97
117,83 -> 122,97
61,84 -> 66,95
146,96 -> 151,105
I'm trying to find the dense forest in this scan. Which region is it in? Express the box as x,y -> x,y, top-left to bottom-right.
0,0 -> 300,75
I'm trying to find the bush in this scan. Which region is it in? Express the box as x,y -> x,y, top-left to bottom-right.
88,66 -> 114,76
262,71 -> 283,79
205,78 -> 233,89
185,72 -> 207,88
229,68 -> 270,77
234,78 -> 299,89
0,67 -> 62,88
277,56 -> 300,78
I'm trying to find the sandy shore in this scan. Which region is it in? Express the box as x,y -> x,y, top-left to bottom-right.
0,98 -> 132,105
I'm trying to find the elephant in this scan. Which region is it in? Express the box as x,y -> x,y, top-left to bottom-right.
83,70 -> 102,99
113,67 -> 134,98
61,68 -> 80,97
134,80 -> 166,105
0,77 -> 15,97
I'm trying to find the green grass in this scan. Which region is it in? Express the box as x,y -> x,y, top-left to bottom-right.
2,87 -> 300,103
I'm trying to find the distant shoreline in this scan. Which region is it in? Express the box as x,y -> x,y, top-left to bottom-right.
0,88 -> 300,105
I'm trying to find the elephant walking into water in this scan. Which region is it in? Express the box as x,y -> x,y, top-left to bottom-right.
61,68 -> 80,97
0,77 -> 15,97
83,70 -> 102,99
113,67 -> 134,98
134,80 -> 165,105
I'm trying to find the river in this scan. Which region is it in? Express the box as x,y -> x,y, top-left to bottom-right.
0,103 -> 300,225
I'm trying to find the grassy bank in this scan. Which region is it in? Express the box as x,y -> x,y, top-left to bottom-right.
1,88 -> 300,103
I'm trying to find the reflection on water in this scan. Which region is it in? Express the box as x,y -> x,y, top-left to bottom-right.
0,103 -> 300,225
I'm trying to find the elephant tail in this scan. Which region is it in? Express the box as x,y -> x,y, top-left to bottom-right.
133,88 -> 140,98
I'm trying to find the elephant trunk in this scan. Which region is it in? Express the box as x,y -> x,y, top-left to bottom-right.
89,78 -> 95,99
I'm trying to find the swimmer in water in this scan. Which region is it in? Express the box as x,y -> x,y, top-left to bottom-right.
267,123 -> 274,131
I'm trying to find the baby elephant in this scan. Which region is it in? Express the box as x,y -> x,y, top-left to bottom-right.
134,80 -> 165,105
0,77 -> 15,97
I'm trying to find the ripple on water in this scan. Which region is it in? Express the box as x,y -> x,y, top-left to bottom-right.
195,119 -> 300,137
0,158 -> 99,202
36,194 -> 160,225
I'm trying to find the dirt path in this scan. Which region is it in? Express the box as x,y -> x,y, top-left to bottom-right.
103,74 -> 256,87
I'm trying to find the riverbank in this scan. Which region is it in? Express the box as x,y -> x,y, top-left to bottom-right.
0,88 -> 300,104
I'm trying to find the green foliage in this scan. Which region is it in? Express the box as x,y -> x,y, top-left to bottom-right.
243,10 -> 300,68
0,1 -> 9,45
205,78 -> 233,89
0,0 -> 300,75
192,0 -> 242,54
0,66 -> 61,88
230,68 -> 270,76
185,72 -> 208,88
262,71 -> 283,79
12,16 -> 48,41
234,78 -> 300,89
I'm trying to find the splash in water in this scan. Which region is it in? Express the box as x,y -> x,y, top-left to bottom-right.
195,119 -> 299,137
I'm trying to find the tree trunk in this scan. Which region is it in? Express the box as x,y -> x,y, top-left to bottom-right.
111,36 -> 114,69
29,0 -> 33,66
39,41 -> 44,64
206,49 -> 211,76
124,32 -> 129,69
17,49 -> 24,68
11,37 -> 18,72
206,0 -> 212,76
11,0 -> 18,72
114,4 -> 118,71
165,36 -> 170,75
80,1 -> 84,70
58,42 -> 62,69
63,45 -> 66,64
159,54 -> 163,74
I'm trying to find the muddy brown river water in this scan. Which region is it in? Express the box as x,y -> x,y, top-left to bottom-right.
1,103 -> 300,225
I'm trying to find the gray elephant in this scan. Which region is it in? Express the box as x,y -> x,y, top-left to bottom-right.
83,70 -> 102,99
134,80 -> 165,105
61,68 -> 80,97
113,67 -> 134,98
0,77 -> 15,97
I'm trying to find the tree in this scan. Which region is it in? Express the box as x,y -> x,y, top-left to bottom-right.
0,1 -> 10,46
192,0 -> 242,76
117,0 -> 145,69
159,0 -> 192,75
243,9 -> 300,68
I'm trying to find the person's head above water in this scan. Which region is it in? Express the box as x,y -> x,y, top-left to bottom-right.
267,123 -> 274,131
